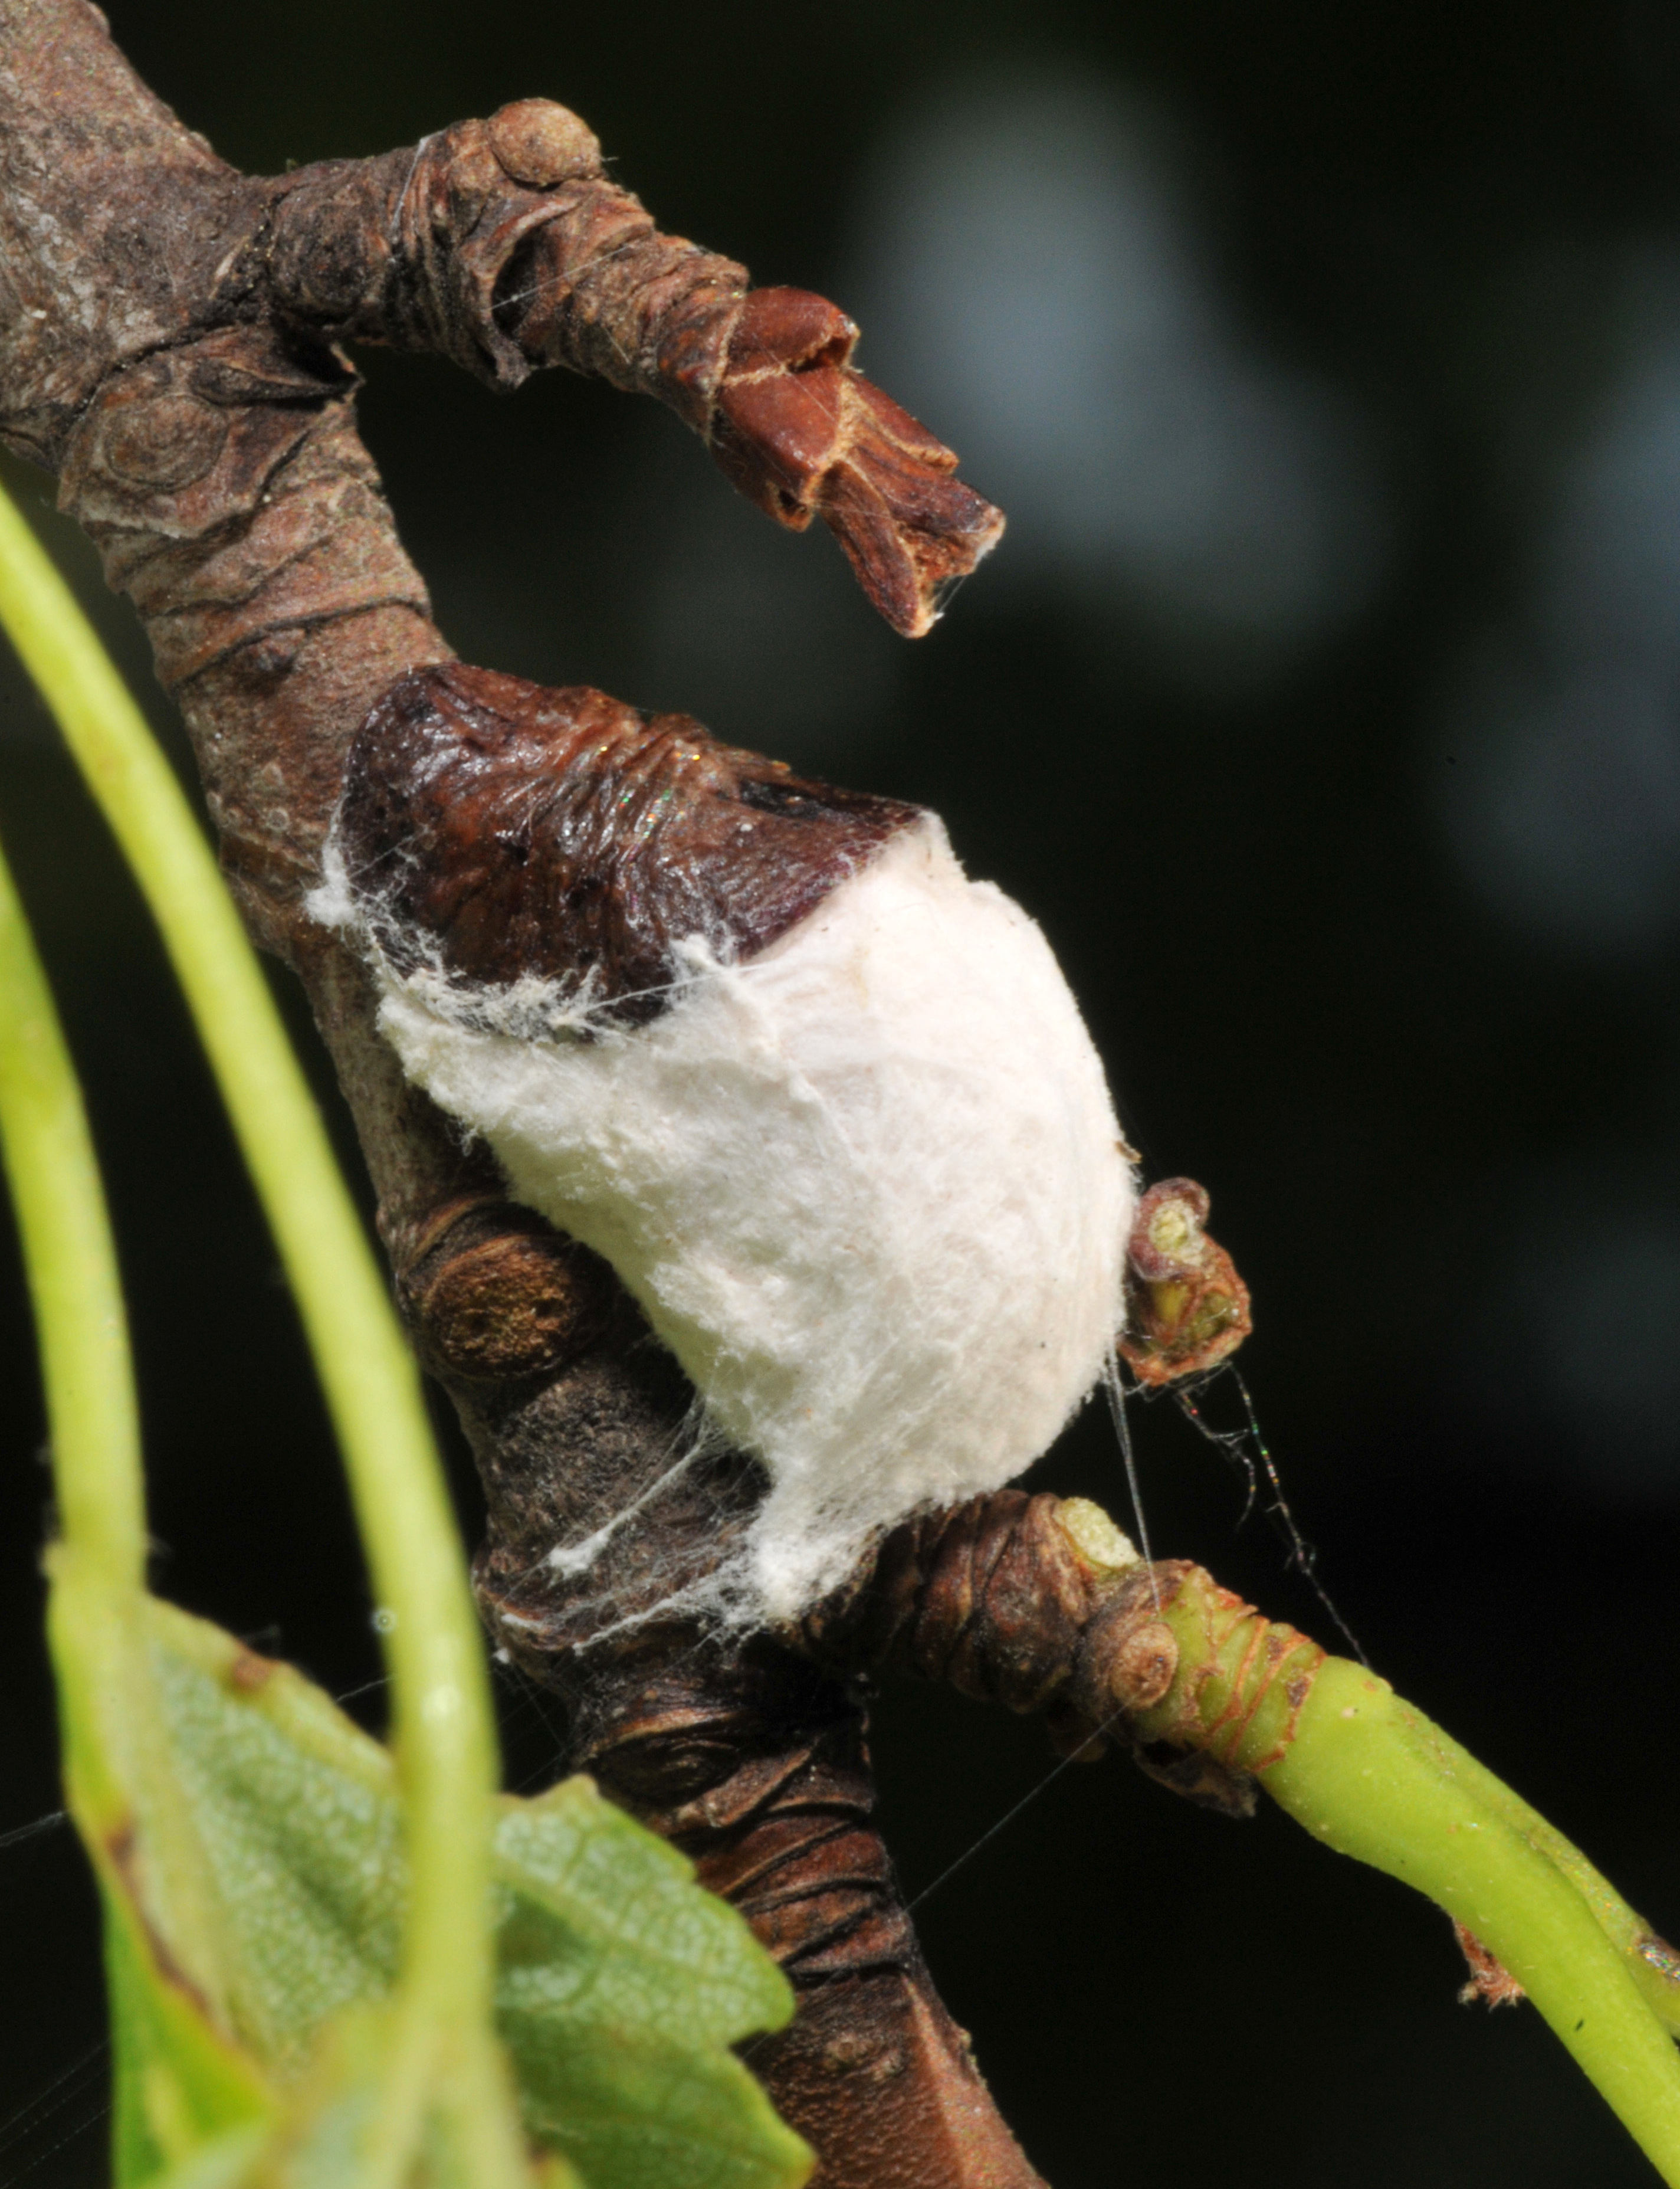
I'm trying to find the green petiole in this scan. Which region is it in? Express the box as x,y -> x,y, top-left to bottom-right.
0,820 -> 143,1583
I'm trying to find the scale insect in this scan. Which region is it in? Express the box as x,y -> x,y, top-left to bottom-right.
314,661 -> 1252,1622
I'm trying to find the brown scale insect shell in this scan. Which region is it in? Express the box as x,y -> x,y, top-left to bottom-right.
335,662 -> 921,1024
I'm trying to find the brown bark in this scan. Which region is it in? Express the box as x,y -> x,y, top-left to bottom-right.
0,11 -> 1182,2182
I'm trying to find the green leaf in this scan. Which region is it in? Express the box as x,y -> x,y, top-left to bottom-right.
101,1882 -> 276,2187
139,2121 -> 275,2189
495,1781 -> 802,2189
46,1550 -> 279,2186
123,1595 -> 809,2189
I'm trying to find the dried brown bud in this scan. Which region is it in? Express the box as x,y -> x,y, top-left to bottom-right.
1118,1176 -> 1254,1387
334,662 -> 918,1023
710,286 -> 1006,638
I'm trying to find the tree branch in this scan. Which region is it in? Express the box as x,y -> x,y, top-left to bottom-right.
9,17 -> 1680,2187
255,107 -> 1003,637
0,9 -> 1041,2182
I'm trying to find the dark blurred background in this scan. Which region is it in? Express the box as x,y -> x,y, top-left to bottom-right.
3,1 -> 1679,2181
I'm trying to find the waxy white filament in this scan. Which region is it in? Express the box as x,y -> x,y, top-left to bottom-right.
355,817 -> 1134,1620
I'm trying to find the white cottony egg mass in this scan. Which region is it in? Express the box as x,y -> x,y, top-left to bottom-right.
357,816 -> 1134,1618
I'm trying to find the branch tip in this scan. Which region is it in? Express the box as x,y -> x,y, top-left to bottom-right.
710,286 -> 1005,638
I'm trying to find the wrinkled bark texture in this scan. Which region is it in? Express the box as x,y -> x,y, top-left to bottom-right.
0,10 -> 1184,2181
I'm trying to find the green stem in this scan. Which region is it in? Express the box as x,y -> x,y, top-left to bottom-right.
0,822 -> 260,2158
0,828 -> 143,1581
0,485 -> 507,2174
1272,1663 -> 1680,2183
1131,1567 -> 1680,2185
1405,1707 -> 1680,2039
